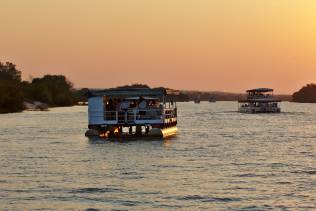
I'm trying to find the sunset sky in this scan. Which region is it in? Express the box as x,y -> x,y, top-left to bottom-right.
1,0 -> 316,94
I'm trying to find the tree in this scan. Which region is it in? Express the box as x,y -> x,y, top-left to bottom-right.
25,75 -> 75,106
0,62 -> 24,113
292,83 -> 316,103
72,88 -> 89,102
0,62 -> 22,81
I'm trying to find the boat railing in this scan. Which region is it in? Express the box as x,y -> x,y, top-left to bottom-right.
248,93 -> 273,99
136,109 -> 162,120
104,111 -> 117,121
240,102 -> 280,108
127,111 -> 135,123
103,107 -> 177,122
164,108 -> 177,119
117,111 -> 125,123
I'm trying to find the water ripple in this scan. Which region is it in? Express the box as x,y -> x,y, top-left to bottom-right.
1,103 -> 316,210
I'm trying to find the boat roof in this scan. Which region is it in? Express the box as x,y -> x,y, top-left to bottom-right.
246,88 -> 274,93
124,97 -> 159,100
87,88 -> 179,98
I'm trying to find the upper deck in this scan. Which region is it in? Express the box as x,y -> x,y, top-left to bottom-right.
87,88 -> 178,126
87,87 -> 178,98
238,88 -> 281,103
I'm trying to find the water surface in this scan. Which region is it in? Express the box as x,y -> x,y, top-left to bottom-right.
0,102 -> 316,210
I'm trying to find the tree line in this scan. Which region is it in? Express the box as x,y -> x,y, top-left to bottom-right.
0,62 -> 86,113
1,61 -> 315,113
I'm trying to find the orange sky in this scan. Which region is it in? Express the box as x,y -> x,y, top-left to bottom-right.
1,0 -> 316,94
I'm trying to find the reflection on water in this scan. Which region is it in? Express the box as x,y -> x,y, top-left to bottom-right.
0,102 -> 316,210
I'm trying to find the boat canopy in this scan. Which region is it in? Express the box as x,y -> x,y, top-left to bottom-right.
124,97 -> 160,100
86,88 -> 179,98
246,88 -> 274,93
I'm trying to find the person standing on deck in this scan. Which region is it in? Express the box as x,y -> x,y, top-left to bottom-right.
138,97 -> 147,109
119,100 -> 130,111
138,97 -> 147,116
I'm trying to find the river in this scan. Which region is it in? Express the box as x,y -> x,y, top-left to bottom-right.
0,102 -> 315,210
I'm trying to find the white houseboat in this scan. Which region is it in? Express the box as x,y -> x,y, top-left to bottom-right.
85,88 -> 178,138
238,88 -> 281,113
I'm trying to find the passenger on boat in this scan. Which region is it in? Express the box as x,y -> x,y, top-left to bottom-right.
120,100 -> 130,111
108,98 -> 114,110
138,97 -> 147,116
149,100 -> 159,108
116,99 -> 122,110
129,100 -> 136,109
138,97 -> 147,109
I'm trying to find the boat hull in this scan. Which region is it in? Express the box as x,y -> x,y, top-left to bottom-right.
238,107 -> 281,113
85,126 -> 178,139
147,127 -> 178,138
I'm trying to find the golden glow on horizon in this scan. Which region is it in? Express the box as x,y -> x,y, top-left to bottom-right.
1,0 -> 316,93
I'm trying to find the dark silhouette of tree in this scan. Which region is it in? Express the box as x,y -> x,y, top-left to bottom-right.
292,83 -> 316,103
0,62 -> 22,81
25,75 -> 75,106
0,62 -> 24,113
72,88 -> 89,102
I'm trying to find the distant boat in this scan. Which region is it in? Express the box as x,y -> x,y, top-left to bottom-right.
194,97 -> 200,104
208,96 -> 216,103
238,88 -> 281,113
